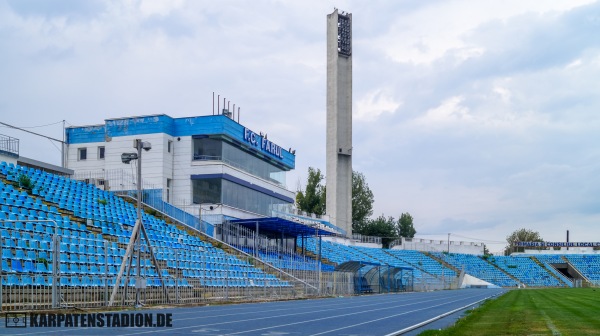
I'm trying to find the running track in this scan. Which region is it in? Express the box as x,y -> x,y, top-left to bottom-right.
0,288 -> 506,336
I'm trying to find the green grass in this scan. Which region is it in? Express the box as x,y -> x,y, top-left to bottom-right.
419,288 -> 600,336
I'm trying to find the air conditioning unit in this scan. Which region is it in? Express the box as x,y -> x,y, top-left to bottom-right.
82,178 -> 108,190
96,179 -> 108,190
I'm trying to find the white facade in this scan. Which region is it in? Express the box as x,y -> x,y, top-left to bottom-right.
65,114 -> 296,224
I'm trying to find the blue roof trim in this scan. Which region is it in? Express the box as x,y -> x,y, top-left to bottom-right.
191,173 -> 294,204
66,115 -> 295,169
66,125 -> 106,144
230,217 -> 338,237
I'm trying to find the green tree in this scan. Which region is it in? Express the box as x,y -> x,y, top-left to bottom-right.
505,228 -> 544,255
483,244 -> 491,257
352,171 -> 374,231
397,212 -> 416,238
296,167 -> 326,215
356,215 -> 397,248
296,168 -> 375,226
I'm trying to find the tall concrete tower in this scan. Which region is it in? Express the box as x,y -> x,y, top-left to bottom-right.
326,9 -> 352,237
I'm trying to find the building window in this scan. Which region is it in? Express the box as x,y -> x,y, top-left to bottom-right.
168,140 -> 173,153
98,146 -> 105,159
192,137 -> 286,186
166,178 -> 172,203
78,148 -> 87,161
192,178 -> 291,216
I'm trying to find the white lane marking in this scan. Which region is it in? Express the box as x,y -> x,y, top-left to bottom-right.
219,292 -> 496,335
383,291 -> 505,336
114,294 -> 467,335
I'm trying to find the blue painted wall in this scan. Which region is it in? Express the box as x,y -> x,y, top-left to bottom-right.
66,114 -> 295,169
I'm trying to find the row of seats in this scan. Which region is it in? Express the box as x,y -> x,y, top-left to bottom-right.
2,274 -> 191,288
490,256 -> 561,287
1,162 -> 292,288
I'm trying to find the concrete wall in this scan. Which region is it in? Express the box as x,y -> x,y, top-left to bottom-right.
393,237 -> 485,255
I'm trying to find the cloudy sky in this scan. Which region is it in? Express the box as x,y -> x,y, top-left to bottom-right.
1,0 -> 599,252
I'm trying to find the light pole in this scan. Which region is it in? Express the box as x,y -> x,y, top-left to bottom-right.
121,139 -> 151,307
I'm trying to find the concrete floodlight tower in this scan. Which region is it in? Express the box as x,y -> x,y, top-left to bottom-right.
326,9 -> 353,237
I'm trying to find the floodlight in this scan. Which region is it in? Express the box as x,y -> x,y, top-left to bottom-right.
121,153 -> 138,164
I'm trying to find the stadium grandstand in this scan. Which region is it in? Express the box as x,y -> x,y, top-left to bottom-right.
2,114 -> 600,311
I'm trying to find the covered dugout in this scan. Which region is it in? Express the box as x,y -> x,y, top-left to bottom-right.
335,261 -> 414,294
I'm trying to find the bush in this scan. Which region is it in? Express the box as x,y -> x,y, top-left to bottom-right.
18,174 -> 34,191
98,199 -> 108,205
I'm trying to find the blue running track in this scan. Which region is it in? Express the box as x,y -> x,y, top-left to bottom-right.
0,288 -> 506,336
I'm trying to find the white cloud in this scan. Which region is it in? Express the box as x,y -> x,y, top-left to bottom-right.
355,89 -> 401,121
415,95 -> 471,126
1,0 -> 600,246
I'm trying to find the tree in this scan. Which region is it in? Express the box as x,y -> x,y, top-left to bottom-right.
356,215 -> 397,248
483,244 -> 491,257
352,172 -> 374,230
397,212 -> 416,238
505,228 -> 544,255
296,168 -> 375,226
295,167 -> 326,215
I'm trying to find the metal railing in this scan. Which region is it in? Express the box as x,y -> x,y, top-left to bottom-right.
0,134 -> 19,157
0,223 -> 357,312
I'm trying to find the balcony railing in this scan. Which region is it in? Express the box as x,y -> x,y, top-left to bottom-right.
0,134 -> 19,157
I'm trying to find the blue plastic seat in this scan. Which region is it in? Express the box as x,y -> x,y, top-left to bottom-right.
79,254 -> 88,264
60,277 -> 70,287
29,240 -> 40,250
177,278 -> 191,288
60,253 -> 69,263
33,275 -> 48,287
23,260 -> 35,273
69,254 -> 79,263
3,237 -> 16,249
21,275 -> 33,287
91,276 -> 105,287
5,274 -> 19,286
17,239 -> 29,250
81,276 -> 92,287
15,249 -> 26,260
35,262 -> 49,274
11,259 -> 23,272
26,250 -> 37,261
70,264 -> 81,274
70,277 -> 82,287
2,260 -> 11,273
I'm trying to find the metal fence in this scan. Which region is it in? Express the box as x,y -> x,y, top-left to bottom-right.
0,223 -> 357,312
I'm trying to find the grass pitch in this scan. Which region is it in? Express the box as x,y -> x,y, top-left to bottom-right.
419,288 -> 600,336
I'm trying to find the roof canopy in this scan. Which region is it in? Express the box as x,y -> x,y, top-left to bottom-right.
230,217 -> 338,238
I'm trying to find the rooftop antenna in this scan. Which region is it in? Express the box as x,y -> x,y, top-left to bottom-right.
217,94 -> 220,116
212,92 -> 215,115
